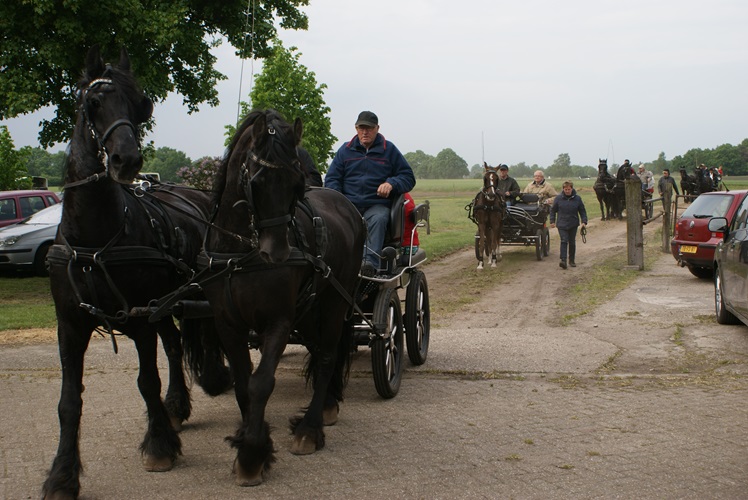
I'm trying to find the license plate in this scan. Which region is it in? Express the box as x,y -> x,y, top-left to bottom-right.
680,245 -> 698,254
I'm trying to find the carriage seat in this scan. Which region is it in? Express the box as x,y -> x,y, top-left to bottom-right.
380,194 -> 430,272
511,193 -> 544,216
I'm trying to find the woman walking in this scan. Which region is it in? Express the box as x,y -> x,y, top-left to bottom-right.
550,181 -> 588,269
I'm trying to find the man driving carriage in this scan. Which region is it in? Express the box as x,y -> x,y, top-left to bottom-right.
325,111 -> 416,276
523,170 -> 557,203
496,164 -> 521,205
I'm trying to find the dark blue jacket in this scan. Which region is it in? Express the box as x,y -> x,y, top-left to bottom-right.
550,188 -> 588,230
325,133 -> 415,209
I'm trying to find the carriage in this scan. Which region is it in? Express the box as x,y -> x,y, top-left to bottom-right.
471,192 -> 551,262
238,193 -> 431,399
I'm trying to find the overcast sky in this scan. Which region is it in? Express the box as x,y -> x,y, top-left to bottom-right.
3,0 -> 747,168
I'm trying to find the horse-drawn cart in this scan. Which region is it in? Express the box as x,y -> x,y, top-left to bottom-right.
470,192 -> 551,263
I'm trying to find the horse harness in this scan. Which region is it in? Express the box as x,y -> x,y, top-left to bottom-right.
47,183 -> 203,352
466,188 -> 506,226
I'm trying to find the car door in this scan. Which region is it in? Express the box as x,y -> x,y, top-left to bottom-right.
723,196 -> 748,315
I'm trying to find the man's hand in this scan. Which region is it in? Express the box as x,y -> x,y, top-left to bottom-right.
377,182 -> 393,198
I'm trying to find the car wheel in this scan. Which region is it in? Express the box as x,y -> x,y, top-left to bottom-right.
687,264 -> 713,280
34,242 -> 52,277
714,270 -> 740,325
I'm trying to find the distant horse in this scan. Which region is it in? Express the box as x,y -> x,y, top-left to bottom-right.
593,159 -> 617,220
612,163 -> 635,219
200,109 -> 366,486
679,168 -> 699,202
468,164 -> 505,269
42,46 -> 229,499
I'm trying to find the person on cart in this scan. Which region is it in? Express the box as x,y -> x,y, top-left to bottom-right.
496,164 -> 521,205
403,192 -> 420,256
325,111 -> 416,276
522,170 -> 557,204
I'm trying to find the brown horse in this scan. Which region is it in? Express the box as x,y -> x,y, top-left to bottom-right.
470,164 -> 505,269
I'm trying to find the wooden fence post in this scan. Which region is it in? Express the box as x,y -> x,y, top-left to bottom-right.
626,178 -> 644,270
661,186 -> 672,253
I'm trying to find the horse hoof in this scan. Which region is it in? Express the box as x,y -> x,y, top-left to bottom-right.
170,416 -> 183,432
290,435 -> 317,455
143,454 -> 174,472
233,458 -> 263,486
490,262 -> 497,268
322,406 -> 339,426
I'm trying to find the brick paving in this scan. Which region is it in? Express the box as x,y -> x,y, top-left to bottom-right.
1,253 -> 747,499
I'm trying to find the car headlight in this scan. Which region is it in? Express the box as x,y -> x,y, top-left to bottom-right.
0,236 -> 20,247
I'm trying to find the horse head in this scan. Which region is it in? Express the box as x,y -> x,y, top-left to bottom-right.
597,159 -> 609,177
74,45 -> 153,184
482,163 -> 500,198
218,109 -> 305,263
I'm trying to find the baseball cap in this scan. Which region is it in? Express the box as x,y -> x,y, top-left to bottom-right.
498,164 -> 508,170
355,111 -> 378,127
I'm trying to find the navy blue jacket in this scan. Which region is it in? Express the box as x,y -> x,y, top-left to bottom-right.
550,188 -> 588,230
325,133 -> 415,209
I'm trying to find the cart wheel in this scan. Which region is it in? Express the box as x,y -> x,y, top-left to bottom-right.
535,229 -> 543,260
371,288 -> 404,398
404,270 -> 430,365
645,200 -> 654,219
542,227 -> 550,257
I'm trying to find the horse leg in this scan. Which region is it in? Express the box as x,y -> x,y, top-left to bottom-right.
598,197 -> 606,221
131,327 -> 181,472
157,318 -> 190,432
42,319 -> 92,500
289,315 -> 346,456
224,321 -> 278,487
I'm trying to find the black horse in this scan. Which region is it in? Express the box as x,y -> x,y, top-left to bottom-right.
679,168 -> 699,202
42,46 -> 229,499
200,109 -> 366,486
612,163 -> 635,219
593,159 -> 617,220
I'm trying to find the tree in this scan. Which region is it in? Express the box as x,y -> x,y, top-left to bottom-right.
432,149 -> 468,179
651,152 -> 668,174
509,162 -> 534,178
229,40 -> 335,173
0,0 -> 309,148
545,153 -> 573,179
0,126 -> 31,190
24,147 -> 66,187
469,163 -> 483,179
404,150 -> 435,179
177,156 -> 222,190
143,147 -> 192,182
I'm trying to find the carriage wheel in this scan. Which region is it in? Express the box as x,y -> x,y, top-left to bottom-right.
535,229 -> 543,261
371,288 -> 404,399
542,227 -> 550,257
404,270 -> 430,366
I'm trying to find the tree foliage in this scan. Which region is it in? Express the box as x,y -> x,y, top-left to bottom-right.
0,0 -> 309,148
143,147 -> 192,182
671,139 -> 748,175
23,147 -> 66,187
177,156 -> 222,190
0,126 -> 31,190
228,40 -> 335,172
404,150 -> 435,178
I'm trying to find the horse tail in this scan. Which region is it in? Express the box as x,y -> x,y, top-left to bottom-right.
180,316 -> 233,397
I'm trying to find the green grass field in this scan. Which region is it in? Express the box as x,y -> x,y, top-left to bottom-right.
3,176 -> 748,331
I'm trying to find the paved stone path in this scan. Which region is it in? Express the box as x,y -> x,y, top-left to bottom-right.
1,253 -> 747,499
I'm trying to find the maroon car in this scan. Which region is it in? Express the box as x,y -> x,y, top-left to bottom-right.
671,190 -> 748,278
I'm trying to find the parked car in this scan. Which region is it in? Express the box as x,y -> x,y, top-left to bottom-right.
671,190 -> 748,279
710,193 -> 748,326
0,202 -> 61,276
0,190 -> 61,228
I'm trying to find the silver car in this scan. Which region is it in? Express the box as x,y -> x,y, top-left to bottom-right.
0,203 -> 61,276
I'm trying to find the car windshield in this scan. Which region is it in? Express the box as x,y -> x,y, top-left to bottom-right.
20,203 -> 62,225
681,194 -> 733,219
